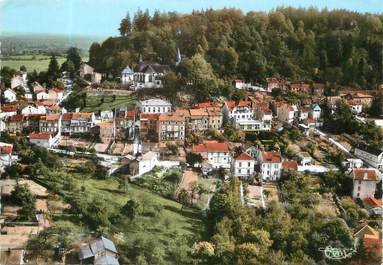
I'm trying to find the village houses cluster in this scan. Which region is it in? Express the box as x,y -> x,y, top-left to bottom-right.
1,58 -> 382,264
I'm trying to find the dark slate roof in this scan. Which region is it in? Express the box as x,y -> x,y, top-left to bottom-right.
79,244 -> 93,260
90,236 -> 118,255
356,145 -> 383,156
138,63 -> 171,74
94,256 -> 120,265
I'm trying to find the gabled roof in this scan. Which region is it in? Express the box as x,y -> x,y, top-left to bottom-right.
354,224 -> 380,239
225,101 -> 251,110
192,141 -> 230,153
234,152 -> 254,161
139,63 -> 171,74
90,236 -> 117,255
352,168 -> 378,181
261,151 -> 281,163
363,197 -> 383,208
4,88 -> 16,95
122,66 -> 134,74
282,160 -> 298,170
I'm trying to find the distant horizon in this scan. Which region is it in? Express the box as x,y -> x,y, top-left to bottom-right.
0,31 -> 108,39
1,0 -> 382,37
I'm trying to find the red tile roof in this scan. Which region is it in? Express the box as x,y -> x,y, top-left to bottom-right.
189,108 -> 208,117
9,114 -> 25,122
159,112 -> 186,122
363,197 -> 383,208
1,105 -> 17,112
29,133 -> 52,140
261,151 -> 281,163
62,112 -> 93,121
352,168 -> 378,181
234,152 -> 254,161
347,99 -> 362,106
194,102 -> 221,108
52,87 -> 64,93
363,234 -> 382,256
282,160 -> 298,170
126,111 -> 136,120
0,144 -> 13,154
40,114 -> 60,121
225,101 -> 251,110
192,141 -> 230,153
140,113 -> 160,120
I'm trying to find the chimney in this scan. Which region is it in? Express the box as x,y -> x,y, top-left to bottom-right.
363,172 -> 368,180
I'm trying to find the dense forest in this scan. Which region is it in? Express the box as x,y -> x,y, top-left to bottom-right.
88,8 -> 383,93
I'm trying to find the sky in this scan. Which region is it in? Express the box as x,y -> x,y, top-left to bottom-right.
0,0 -> 382,37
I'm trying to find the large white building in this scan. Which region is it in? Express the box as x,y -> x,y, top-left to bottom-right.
224,101 -> 270,131
121,63 -> 171,90
192,141 -> 232,169
138,98 -> 172,114
352,168 -> 380,199
231,152 -> 255,179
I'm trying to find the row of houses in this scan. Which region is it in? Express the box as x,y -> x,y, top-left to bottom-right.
190,141 -> 289,181
3,71 -> 68,104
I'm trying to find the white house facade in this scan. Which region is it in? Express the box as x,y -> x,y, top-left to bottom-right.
231,152 -> 255,179
138,98 -> 172,114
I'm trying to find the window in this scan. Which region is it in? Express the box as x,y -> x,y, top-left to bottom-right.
357,193 -> 360,197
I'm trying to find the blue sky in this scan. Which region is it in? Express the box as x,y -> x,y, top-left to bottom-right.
1,0 -> 382,37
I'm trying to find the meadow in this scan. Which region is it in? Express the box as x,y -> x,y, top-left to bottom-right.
1,54 -> 88,72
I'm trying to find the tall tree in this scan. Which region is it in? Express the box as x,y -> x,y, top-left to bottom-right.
47,55 -> 60,81
119,12 -> 132,36
66,47 -> 82,72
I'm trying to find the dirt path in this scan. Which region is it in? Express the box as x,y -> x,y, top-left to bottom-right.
175,169 -> 199,196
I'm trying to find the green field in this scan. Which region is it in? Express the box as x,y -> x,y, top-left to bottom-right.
83,177 -> 203,237
59,176 -> 204,264
1,54 -> 88,72
81,95 -> 137,112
